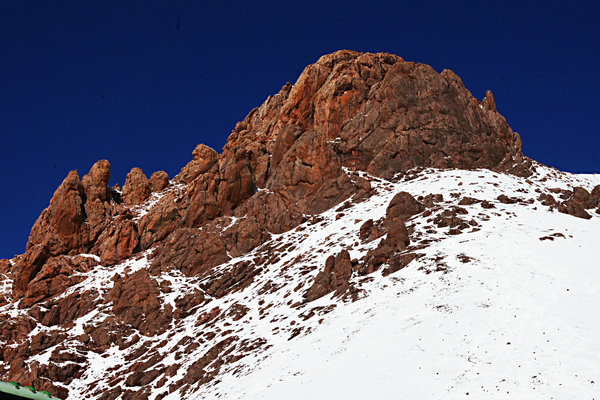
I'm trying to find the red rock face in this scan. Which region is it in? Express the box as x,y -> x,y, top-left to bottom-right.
176,144 -> 219,183
110,270 -> 172,336
227,50 -> 528,185
91,214 -> 140,265
21,255 -> 97,308
14,161 -> 119,296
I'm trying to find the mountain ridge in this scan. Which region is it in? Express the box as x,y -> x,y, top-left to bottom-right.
1,50 -> 599,399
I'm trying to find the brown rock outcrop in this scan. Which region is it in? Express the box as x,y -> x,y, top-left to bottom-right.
151,227 -> 230,277
149,171 -> 169,192
221,49 -> 528,221
359,219 -> 383,242
138,192 -> 185,249
21,255 -> 97,307
386,192 -> 424,222
592,185 -> 600,200
386,221 -> 410,252
572,187 -> 599,209
35,289 -> 98,327
538,193 -> 557,206
304,250 -> 353,302
232,191 -> 305,234
12,246 -> 50,298
268,130 -> 356,214
202,261 -> 262,298
359,243 -> 394,276
481,90 -> 497,112
81,161 -> 116,246
555,186 -> 600,219
176,144 -> 219,183
356,192 -> 418,276
27,170 -> 86,255
0,258 -> 11,274
122,167 -> 151,206
81,160 -> 111,202
182,147 -> 257,229
381,253 -> 417,277
14,161 -> 119,296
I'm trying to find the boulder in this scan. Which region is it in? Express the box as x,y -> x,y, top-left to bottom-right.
304,250 -> 353,302
386,192 -> 424,222
149,171 -> 169,192
386,221 -> 410,252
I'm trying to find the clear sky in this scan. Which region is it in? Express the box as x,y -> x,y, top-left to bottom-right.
1,1 -> 598,259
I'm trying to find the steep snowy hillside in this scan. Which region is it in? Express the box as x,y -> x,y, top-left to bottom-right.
199,165 -> 600,400
1,51 -> 599,400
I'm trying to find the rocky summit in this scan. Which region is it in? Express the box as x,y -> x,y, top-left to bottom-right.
1,51 -> 599,399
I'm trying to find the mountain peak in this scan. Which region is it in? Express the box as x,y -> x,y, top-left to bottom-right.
226,50 -> 529,187
3,51 -> 597,399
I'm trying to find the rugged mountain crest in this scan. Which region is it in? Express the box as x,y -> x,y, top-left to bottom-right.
2,51 -> 597,399
16,50 -> 531,294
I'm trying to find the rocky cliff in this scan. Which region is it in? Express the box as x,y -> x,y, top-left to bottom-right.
1,50 -> 598,399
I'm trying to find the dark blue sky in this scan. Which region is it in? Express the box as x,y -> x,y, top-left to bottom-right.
1,1 -> 598,258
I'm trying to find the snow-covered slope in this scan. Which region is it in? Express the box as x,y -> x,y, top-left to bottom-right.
205,168 -> 600,400
1,164 -> 599,400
